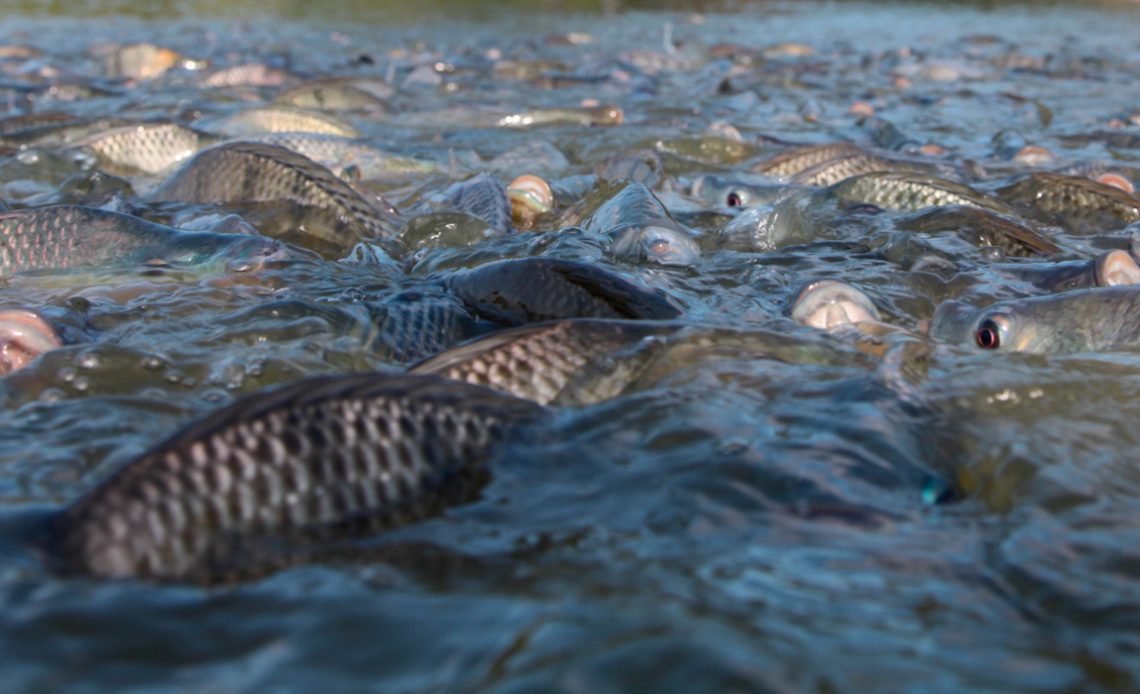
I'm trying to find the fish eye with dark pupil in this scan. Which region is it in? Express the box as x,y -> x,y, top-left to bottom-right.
726,191 -> 743,207
975,318 -> 1001,349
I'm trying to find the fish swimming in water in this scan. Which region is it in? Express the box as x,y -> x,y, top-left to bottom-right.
46,373 -> 546,583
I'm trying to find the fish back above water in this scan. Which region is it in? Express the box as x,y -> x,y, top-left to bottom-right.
0,204 -> 282,277
70,122 -> 209,175
750,142 -> 865,178
831,171 -> 1013,213
150,141 -> 402,248
997,172 -> 1140,230
791,151 -> 951,187
48,373 -> 547,583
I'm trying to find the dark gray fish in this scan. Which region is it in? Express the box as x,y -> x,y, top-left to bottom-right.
996,172 -> 1140,231
411,319 -> 678,405
0,205 -> 285,278
831,172 -> 1013,213
430,172 -> 512,236
0,310 -> 62,375
930,285 -> 1140,354
366,291 -> 489,363
583,183 -> 700,266
446,257 -> 682,325
594,148 -> 663,188
150,141 -> 402,250
895,205 -> 1062,257
690,174 -> 792,209
48,373 -> 546,582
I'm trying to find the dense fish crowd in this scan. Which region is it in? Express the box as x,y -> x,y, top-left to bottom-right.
2,5 -> 1140,689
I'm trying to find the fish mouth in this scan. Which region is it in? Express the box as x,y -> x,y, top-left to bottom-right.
224,238 -> 292,273
791,280 -> 881,331
0,310 -> 62,375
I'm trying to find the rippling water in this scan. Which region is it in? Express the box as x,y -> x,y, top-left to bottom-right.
1,1 -> 1140,690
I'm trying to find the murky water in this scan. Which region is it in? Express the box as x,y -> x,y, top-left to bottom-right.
1,1 -> 1140,690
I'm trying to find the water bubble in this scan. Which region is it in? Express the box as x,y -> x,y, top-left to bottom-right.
16,149 -> 40,165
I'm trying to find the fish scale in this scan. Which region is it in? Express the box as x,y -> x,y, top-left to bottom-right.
49,373 -> 546,583
151,141 -> 402,244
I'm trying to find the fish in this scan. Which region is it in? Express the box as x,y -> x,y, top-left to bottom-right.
996,172 -> 1140,231
993,250 -> 1140,293
690,173 -> 794,209
150,141 -> 402,250
199,63 -> 301,88
495,104 -> 623,128
274,79 -> 393,113
895,205 -> 1062,257
0,310 -> 62,375
196,106 -> 360,138
445,257 -> 682,325
421,172 -> 513,236
582,183 -> 701,266
830,172 -> 1013,213
750,142 -> 866,178
507,174 -> 554,229
0,205 -> 286,278
69,122 -> 210,176
930,285 -> 1140,354
791,152 -> 952,187
413,318 -> 875,405
243,132 -> 440,181
791,280 -> 882,331
47,373 -> 547,582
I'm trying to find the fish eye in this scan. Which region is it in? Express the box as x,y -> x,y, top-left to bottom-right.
726,191 -> 743,207
975,317 -> 1004,349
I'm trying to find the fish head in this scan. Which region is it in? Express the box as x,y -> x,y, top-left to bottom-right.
0,310 -> 61,375
791,280 -> 881,331
610,224 -> 700,267
930,300 -> 1033,352
691,175 -> 749,209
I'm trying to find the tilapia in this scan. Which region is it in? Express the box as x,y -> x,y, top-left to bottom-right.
446,257 -> 682,325
0,205 -> 285,278
47,373 -> 546,582
150,141 -> 402,250
930,285 -> 1140,354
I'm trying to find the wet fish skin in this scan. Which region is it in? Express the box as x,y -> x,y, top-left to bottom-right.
994,250 -> 1140,293
750,142 -> 866,178
831,172 -> 1013,213
583,183 -> 701,266
895,205 -> 1061,257
690,174 -> 791,209
245,132 -> 440,181
0,205 -> 285,277
411,319 -> 679,405
48,373 -> 547,582
930,285 -> 1140,354
151,141 -> 402,246
996,172 -> 1140,229
428,172 -> 512,235
791,280 -> 881,331
791,152 -> 951,187
197,106 -> 359,138
70,122 -> 210,175
446,257 -> 682,325
275,80 -> 393,113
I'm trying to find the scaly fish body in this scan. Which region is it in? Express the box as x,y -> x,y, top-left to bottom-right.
48,373 -> 546,582
71,122 -> 209,175
831,172 -> 1012,213
0,205 -> 284,277
151,141 -> 402,247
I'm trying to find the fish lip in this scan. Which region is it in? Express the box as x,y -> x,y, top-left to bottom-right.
790,280 -> 881,330
224,239 -> 291,273
0,310 -> 61,375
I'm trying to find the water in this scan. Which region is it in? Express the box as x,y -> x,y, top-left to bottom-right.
1,1 -> 1140,690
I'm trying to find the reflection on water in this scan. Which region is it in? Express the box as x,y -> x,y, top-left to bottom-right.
0,0 -> 1139,690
